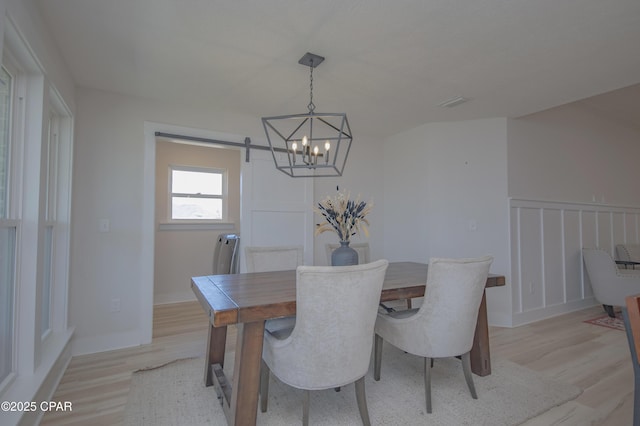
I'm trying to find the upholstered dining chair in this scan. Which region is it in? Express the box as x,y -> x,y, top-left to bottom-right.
260,259 -> 389,426
245,245 -> 304,272
582,248 -> 640,317
373,255 -> 493,414
325,242 -> 412,311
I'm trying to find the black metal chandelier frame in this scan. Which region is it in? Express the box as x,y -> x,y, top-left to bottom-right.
261,52 -> 353,178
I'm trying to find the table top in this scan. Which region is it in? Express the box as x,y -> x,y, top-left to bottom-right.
192,261 -> 505,327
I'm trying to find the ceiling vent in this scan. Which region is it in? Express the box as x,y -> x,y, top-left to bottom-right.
438,96 -> 469,108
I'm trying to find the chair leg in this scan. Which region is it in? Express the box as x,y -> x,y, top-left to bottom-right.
355,376 -> 372,426
374,334 -> 383,381
462,352 -> 478,399
424,357 -> 432,413
302,390 -> 310,426
603,304 -> 616,318
634,371 -> 640,426
260,359 -> 269,413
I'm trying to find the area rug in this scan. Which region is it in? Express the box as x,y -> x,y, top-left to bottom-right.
583,312 -> 625,331
123,345 -> 581,426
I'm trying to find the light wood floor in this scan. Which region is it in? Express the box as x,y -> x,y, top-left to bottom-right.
40,302 -> 634,425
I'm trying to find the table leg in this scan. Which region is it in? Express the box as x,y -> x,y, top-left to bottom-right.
226,321 -> 265,426
470,291 -> 491,376
204,322 -> 227,386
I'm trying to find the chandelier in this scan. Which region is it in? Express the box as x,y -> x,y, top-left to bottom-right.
261,53 -> 353,178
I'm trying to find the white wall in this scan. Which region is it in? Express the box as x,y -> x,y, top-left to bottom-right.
510,199 -> 640,326
506,101 -> 640,324
383,118 -> 511,325
71,87 -> 386,355
507,104 -> 640,205
71,88 -> 258,354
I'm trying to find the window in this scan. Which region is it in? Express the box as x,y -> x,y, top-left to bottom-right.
170,166 -> 226,220
0,63 -> 16,386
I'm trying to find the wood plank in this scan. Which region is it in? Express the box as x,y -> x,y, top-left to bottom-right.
228,321 -> 265,426
204,323 -> 227,386
470,292 -> 491,376
192,276 -> 238,326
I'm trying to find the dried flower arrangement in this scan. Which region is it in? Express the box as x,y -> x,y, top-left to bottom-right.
314,188 -> 372,242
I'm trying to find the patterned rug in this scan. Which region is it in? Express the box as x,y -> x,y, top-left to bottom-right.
583,312 -> 625,331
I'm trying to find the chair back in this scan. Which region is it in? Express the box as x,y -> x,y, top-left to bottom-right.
263,259 -> 389,389
583,248 -> 640,309
617,244 -> 640,263
325,242 -> 370,265
582,248 -> 620,302
244,245 -> 303,272
213,233 -> 239,274
406,256 -> 493,358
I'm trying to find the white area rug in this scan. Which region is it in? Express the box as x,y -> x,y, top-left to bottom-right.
123,346 -> 581,425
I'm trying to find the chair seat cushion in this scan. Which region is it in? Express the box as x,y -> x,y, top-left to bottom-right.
265,316 -> 296,340
387,308 -> 419,319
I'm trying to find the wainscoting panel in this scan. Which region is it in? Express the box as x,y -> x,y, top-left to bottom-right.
510,199 -> 640,326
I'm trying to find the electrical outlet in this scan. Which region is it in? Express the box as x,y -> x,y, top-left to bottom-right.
110,298 -> 121,313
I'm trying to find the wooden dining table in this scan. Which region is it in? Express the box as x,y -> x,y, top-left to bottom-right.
191,261 -> 505,426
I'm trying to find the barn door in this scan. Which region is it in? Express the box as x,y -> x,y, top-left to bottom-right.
239,148 -> 314,271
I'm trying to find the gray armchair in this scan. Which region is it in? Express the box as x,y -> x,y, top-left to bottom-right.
583,248 -> 640,317
374,256 -> 493,414
260,259 -> 389,426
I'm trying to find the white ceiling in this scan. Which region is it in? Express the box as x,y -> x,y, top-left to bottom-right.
36,0 -> 640,138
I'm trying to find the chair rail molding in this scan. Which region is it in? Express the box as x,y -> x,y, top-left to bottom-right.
509,198 -> 640,326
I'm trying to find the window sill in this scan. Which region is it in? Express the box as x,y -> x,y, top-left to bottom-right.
158,222 -> 236,231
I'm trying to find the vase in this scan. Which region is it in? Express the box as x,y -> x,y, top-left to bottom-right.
331,240 -> 359,266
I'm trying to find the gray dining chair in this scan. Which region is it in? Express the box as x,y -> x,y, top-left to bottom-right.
326,242 -> 412,311
374,255 -> 493,413
260,259 -> 389,426
583,247 -> 640,317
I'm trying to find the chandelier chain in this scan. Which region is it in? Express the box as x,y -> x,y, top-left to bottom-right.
307,62 -> 315,113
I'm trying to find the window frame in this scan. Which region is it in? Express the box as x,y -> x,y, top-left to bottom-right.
0,55 -> 22,391
168,165 -> 228,222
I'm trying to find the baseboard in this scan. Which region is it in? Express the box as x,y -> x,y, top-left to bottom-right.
512,298 -> 596,327
71,329 -> 142,356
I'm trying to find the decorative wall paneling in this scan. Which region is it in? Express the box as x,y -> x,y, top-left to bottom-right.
510,199 -> 640,326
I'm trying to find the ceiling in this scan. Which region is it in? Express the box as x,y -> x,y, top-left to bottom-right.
36,0 -> 640,138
